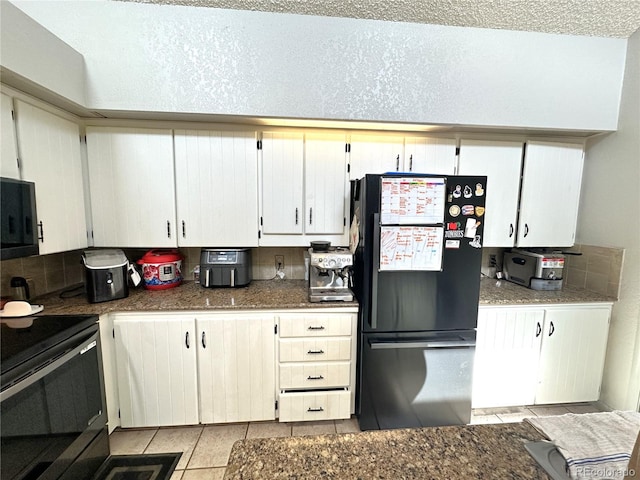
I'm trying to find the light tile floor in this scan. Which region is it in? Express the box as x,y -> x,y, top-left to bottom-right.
109,403 -> 604,479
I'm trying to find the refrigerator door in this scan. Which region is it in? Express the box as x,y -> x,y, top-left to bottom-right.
358,330 -> 476,430
352,174 -> 486,333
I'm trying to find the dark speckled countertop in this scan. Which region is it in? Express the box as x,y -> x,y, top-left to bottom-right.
224,422 -> 550,480
33,277 -> 613,316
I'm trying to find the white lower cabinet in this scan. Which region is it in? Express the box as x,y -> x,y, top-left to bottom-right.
197,313 -> 275,423
276,310 -> 357,422
472,304 -> 612,409
113,314 -> 199,428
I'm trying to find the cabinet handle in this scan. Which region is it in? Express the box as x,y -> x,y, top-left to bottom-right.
182,220 -> 186,238
167,221 -> 171,238
396,154 -> 400,171
307,407 -> 324,412
536,322 -> 542,337
201,331 -> 206,348
524,223 -> 529,238
309,207 -> 313,225
307,375 -> 324,380
548,321 -> 555,336
509,224 -> 514,238
295,208 -> 299,225
409,154 -> 413,172
308,325 -> 325,330
37,221 -> 44,242
185,331 -> 190,348
307,349 -> 324,355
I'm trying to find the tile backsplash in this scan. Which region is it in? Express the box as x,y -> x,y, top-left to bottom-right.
1,247 -> 310,300
564,244 -> 623,298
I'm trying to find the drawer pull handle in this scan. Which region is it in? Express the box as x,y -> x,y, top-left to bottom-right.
308,326 -> 325,330
307,407 -> 324,412
307,375 -> 324,380
307,349 -> 324,355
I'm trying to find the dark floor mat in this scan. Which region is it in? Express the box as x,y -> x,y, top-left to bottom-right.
91,453 -> 181,480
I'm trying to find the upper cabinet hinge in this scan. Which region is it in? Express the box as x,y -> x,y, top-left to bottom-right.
257,140 -> 262,150
345,143 -> 351,153
455,147 -> 460,156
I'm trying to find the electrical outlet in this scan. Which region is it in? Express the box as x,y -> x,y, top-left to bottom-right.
275,255 -> 284,271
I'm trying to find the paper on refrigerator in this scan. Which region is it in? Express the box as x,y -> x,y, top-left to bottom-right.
380,177 -> 446,225
379,226 -> 444,271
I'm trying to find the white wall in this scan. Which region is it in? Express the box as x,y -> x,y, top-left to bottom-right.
9,0 -> 627,132
0,1 -> 86,107
578,29 -> 640,411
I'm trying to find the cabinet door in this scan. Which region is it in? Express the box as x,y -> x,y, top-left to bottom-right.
472,307 -> 544,408
86,127 -> 176,247
348,134 -> 404,180
517,141 -> 584,247
536,306 -> 611,404
174,130 -> 258,247
114,315 -> 198,427
261,132 -> 304,234
197,314 -> 275,423
304,133 -> 348,235
404,136 -> 456,175
1,93 -> 20,179
458,139 -> 523,247
15,100 -> 87,254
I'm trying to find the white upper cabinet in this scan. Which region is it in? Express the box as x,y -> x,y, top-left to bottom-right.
458,139 -> 523,247
174,130 -> 259,247
348,134 -> 404,180
304,133 -> 348,235
86,127 -> 176,248
260,132 -> 349,246
15,100 -> 87,254
1,93 -> 20,179
260,132 -> 304,235
517,141 -> 584,247
404,136 -> 457,175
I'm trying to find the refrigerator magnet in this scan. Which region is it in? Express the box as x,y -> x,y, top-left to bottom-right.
452,185 -> 462,198
445,240 -> 460,249
461,205 -> 474,215
475,183 -> 485,196
475,206 -> 485,217
469,235 -> 482,248
463,185 -> 472,198
449,205 -> 461,217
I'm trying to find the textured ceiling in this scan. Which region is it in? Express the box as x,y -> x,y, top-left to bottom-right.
118,0 -> 640,38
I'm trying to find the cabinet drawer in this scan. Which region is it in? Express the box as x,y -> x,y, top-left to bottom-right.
279,362 -> 350,389
279,314 -> 353,338
278,390 -> 351,422
279,338 -> 351,362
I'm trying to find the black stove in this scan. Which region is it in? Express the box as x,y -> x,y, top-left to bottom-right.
1,314 -> 98,382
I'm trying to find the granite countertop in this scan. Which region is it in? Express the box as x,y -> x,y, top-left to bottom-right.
479,277 -> 616,306
33,277 -> 614,316
35,279 -> 358,316
224,422 -> 550,480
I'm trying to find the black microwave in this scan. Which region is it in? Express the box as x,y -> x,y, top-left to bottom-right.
1,177 -> 39,260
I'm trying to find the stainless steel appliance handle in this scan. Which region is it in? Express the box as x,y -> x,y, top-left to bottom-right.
230,268 -> 236,287
205,268 -> 210,287
369,339 -> 476,350
0,331 -> 99,401
371,213 -> 380,329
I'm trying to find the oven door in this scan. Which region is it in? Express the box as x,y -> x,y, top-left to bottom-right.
358,330 -> 475,431
1,326 -> 108,480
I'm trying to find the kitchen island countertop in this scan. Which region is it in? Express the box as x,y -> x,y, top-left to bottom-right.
224,421 -> 550,479
34,277 -> 614,316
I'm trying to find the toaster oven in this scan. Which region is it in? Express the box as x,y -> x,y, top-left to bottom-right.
503,249 -> 565,290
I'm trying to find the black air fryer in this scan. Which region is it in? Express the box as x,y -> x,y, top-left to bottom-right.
82,249 -> 130,303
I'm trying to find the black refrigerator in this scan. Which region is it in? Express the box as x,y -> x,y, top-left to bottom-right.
351,173 -> 487,431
